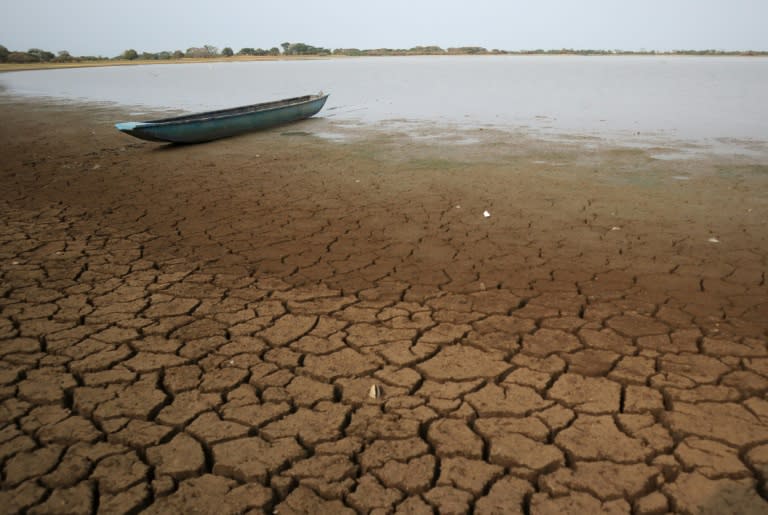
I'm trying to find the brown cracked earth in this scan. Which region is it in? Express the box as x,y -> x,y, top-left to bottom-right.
1,99 -> 768,514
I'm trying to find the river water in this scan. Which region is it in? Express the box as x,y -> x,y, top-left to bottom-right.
2,56 -> 767,153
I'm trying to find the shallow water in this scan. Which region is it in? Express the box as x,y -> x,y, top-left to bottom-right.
2,56 -> 767,153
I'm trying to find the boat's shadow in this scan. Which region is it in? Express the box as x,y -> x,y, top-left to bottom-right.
151,142 -> 199,152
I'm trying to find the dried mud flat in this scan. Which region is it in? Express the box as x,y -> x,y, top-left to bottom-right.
1,98 -> 767,514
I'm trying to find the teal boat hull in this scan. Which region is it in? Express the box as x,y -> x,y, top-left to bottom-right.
115,93 -> 328,144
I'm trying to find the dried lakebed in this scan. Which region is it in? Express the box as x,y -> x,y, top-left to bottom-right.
0,99 -> 767,513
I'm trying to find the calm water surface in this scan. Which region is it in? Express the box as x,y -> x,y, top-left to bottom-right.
2,56 -> 767,152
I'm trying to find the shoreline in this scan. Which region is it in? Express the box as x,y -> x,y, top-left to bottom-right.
2,96 -> 766,162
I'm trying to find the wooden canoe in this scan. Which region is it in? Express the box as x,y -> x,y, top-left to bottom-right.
115,93 -> 329,143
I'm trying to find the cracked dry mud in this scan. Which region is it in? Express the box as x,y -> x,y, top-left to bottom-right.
1,99 -> 767,514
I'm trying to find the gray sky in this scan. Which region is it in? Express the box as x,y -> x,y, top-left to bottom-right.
1,0 -> 766,56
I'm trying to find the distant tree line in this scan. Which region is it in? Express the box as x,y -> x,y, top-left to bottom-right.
1,42 -> 766,64
0,44 -> 101,63
331,46 -> 495,56
329,46 -> 768,56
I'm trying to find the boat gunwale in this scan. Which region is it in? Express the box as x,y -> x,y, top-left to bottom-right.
139,93 -> 328,127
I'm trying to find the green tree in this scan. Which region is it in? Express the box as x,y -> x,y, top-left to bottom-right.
28,48 -> 55,61
7,52 -> 37,63
281,42 -> 330,56
0,44 -> 8,62
186,46 -> 218,58
222,47 -> 233,57
122,49 -> 138,60
281,42 -> 291,54
334,48 -> 363,56
408,46 -> 444,55
172,50 -> 184,59
56,50 -> 73,62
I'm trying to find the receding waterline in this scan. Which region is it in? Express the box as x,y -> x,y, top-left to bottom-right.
1,56 -> 767,154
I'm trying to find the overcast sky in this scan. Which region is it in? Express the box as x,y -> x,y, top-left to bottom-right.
1,0 -> 766,56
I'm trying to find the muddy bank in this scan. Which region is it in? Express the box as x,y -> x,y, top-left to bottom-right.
1,98 -> 767,513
